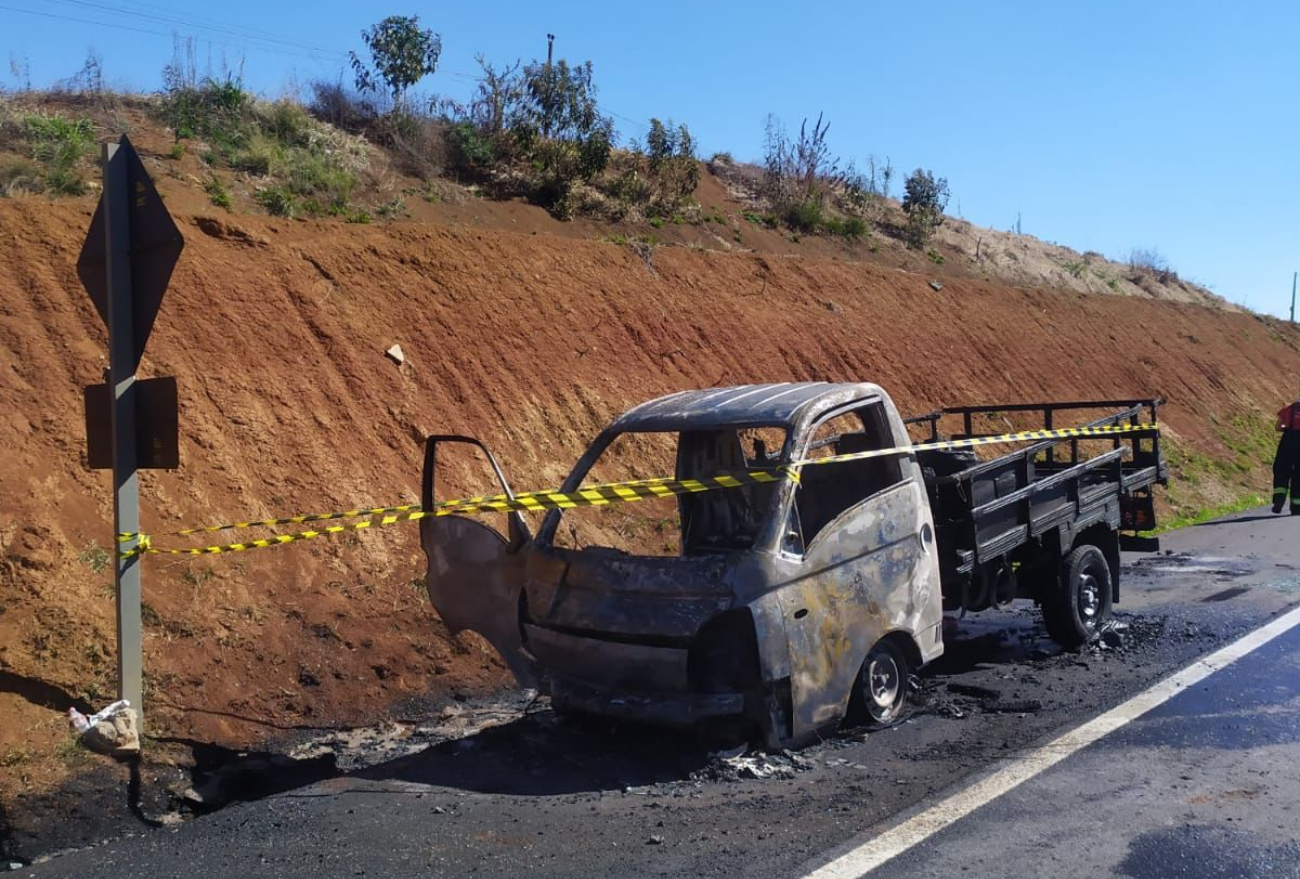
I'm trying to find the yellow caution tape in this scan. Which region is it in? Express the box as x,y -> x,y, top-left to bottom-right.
170,503 -> 425,536
118,422 -> 1156,559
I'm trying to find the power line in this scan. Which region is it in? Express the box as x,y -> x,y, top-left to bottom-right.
0,3 -> 345,65
62,0 -> 345,53
6,3 -> 653,135
43,0 -> 348,59
0,3 -> 174,41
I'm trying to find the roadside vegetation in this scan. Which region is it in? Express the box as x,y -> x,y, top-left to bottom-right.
901,169 -> 949,248
0,16 -> 928,241
0,12 -> 1206,290
158,43 -> 371,220
0,107 -> 96,196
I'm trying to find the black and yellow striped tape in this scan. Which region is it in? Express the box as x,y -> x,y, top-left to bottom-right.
115,470 -> 794,558
117,422 -> 1155,559
171,503 -> 424,536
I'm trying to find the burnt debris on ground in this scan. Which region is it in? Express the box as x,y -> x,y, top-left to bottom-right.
1124,551 -> 1255,580
911,607 -> 1174,721
3,598 -> 1267,868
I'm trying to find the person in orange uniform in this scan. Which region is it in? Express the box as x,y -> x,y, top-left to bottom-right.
1273,398 -> 1300,513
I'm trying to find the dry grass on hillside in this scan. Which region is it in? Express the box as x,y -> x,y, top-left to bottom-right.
708,153 -> 1226,309
0,88 -> 1229,310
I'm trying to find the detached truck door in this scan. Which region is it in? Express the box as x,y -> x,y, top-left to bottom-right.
419,435 -> 536,687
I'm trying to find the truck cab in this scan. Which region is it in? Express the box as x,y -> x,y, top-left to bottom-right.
421,382 -> 943,748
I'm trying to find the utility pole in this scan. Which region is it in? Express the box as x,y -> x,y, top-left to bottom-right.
543,34 -> 556,140
1291,271 -> 1296,324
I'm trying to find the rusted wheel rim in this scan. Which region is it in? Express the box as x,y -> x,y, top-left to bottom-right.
1078,571 -> 1101,627
864,645 -> 902,722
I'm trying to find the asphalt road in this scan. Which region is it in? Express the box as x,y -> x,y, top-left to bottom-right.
856,618 -> 1300,879
13,507 -> 1300,878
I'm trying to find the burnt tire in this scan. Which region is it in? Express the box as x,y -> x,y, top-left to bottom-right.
853,638 -> 910,729
1042,544 -> 1113,648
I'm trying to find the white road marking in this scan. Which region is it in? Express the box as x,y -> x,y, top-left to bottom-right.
799,602 -> 1300,879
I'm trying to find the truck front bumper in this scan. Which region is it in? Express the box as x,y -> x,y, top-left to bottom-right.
547,673 -> 745,725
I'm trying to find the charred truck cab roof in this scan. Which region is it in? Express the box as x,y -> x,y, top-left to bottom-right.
421,383 -> 945,749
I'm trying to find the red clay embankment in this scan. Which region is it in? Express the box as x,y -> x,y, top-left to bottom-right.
2,198 -> 1297,795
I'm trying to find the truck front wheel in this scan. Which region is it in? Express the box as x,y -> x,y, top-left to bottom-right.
1042,544 -> 1112,648
853,638 -> 910,728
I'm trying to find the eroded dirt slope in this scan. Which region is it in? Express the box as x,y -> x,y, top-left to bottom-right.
1,198 -> 1297,803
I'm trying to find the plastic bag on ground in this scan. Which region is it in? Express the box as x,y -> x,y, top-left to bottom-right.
67,699 -> 140,755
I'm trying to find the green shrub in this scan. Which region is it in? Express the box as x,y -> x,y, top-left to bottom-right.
823,215 -> 867,241
762,113 -> 843,225
642,117 -> 699,209
282,150 -> 355,201
603,166 -> 654,208
374,196 -> 405,219
156,78 -> 365,217
230,134 -> 278,175
24,113 -> 95,195
784,197 -> 824,233
159,78 -> 252,153
514,58 -> 614,209
758,113 -> 875,240
0,159 -> 44,196
203,174 -> 231,209
77,540 -> 110,574
259,100 -> 314,148
446,120 -> 495,170
256,185 -> 298,217
902,168 -> 949,248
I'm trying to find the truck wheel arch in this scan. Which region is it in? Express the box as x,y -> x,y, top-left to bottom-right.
846,630 -> 923,728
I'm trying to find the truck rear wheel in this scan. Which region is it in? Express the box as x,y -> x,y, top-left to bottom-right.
1042,544 -> 1112,648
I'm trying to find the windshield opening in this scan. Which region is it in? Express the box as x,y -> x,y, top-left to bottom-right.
551,425 -> 789,557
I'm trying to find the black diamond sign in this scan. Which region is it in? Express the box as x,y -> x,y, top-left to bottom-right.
77,135 -> 184,370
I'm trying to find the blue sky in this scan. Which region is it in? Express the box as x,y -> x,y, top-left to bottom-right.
4,0 -> 1298,315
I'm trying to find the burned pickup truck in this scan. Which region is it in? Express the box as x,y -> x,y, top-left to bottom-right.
420,383 -> 1164,748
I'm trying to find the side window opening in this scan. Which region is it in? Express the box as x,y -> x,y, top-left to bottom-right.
551,426 -> 788,557
791,403 -> 904,551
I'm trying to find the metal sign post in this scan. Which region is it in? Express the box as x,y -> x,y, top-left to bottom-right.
104,140 -> 144,726
78,135 -> 185,735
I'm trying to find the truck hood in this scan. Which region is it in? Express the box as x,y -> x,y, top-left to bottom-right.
525,546 -> 736,641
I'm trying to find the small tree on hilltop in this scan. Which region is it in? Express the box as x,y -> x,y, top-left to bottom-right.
762,112 -> 844,232
349,15 -> 442,110
902,168 -> 949,247
470,55 -> 523,141
642,118 -> 699,210
515,58 -> 614,210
